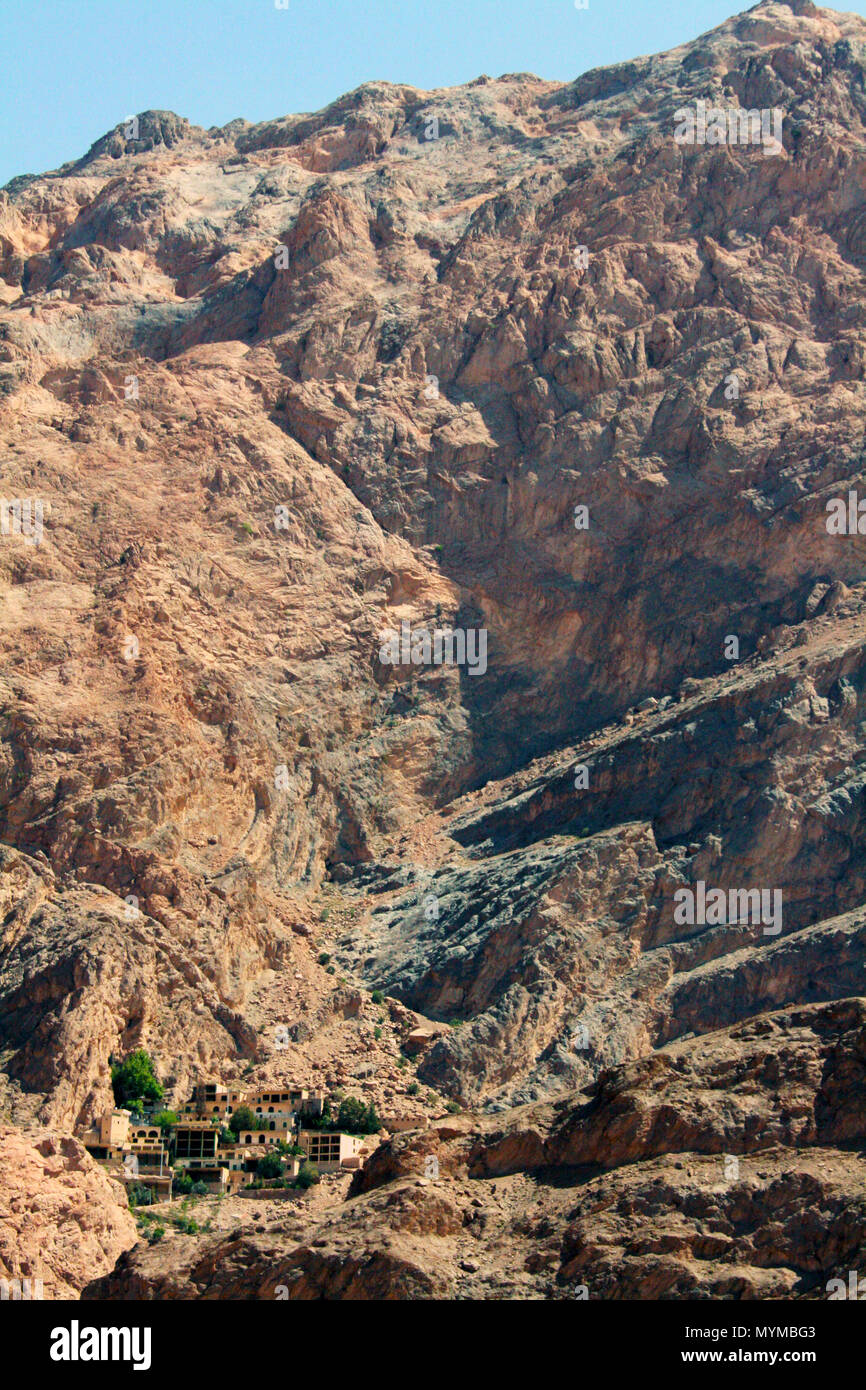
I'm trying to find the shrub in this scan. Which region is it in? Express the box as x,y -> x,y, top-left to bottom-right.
445,1101 -> 462,1114
148,1226 -> 165,1245
318,952 -> 331,965
407,1082 -> 419,1096
127,1183 -> 153,1208
191,1181 -> 209,1197
371,990 -> 384,1005
326,965 -> 336,974
173,1173 -> 193,1195
295,1162 -> 319,1190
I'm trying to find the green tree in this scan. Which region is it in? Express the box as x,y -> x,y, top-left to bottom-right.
303,1099 -> 335,1132
191,1181 -> 209,1196
336,1096 -> 366,1133
256,1152 -> 284,1181
152,1109 -> 178,1131
228,1105 -> 256,1136
336,1097 -> 381,1136
111,1050 -> 163,1110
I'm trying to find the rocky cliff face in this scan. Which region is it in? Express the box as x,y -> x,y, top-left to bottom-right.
0,1127 -> 137,1298
3,0 -> 866,1298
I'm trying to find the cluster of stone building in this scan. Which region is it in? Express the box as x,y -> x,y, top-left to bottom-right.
81,1080 -> 372,1203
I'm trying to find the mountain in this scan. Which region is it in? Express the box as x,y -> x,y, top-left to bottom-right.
2,0 -> 866,1299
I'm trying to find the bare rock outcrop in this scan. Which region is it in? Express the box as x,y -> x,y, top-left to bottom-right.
0,1126 -> 138,1298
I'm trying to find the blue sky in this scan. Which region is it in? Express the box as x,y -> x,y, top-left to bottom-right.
1,0 -> 863,186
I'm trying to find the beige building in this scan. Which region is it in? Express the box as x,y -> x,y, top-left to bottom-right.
236,1129 -> 282,1151
298,1130 -> 366,1172
130,1124 -> 163,1149
81,1109 -> 131,1159
250,1114 -> 293,1134
177,1164 -> 229,1194
185,1083 -> 245,1118
226,1146 -> 303,1186
182,1082 -> 325,1123
124,1171 -> 173,1204
251,1088 -> 324,1118
382,1114 -> 430,1135
98,1109 -> 131,1147
174,1123 -> 219,1163
81,1110 -> 172,1182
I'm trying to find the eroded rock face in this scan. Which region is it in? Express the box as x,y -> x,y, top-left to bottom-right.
0,1127 -> 138,1299
3,0 -> 866,1299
